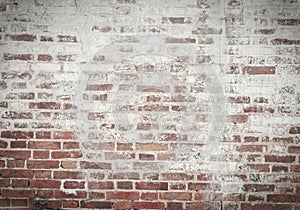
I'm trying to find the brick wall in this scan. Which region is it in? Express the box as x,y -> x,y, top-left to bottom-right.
0,0 -> 299,209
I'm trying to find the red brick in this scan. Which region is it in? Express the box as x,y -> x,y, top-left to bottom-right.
0,150 -> 30,159
11,199 -> 27,207
265,155 -> 296,163
38,54 -> 52,61
106,191 -> 139,200
194,192 -> 211,200
244,106 -> 275,113
114,201 -> 131,210
80,201 -> 113,209
61,161 -> 77,169
243,184 -> 275,192
1,131 -> 33,139
63,200 -> 79,208
12,179 -> 29,188
9,34 -> 36,41
34,170 -> 51,178
29,141 -> 60,149
0,179 -> 10,187
136,143 -> 168,151
244,136 -> 259,142
170,183 -> 186,190
270,137 -> 294,144
53,131 -> 75,139
272,165 -> 288,172
2,189 -> 34,198
27,160 -> 59,169
63,181 -> 85,189
132,202 -> 165,209
136,182 -> 168,190
0,159 -> 4,167
117,142 -> 133,151
267,194 -> 295,202
86,84 -> 113,91
31,180 -> 61,188
141,192 -> 158,200
228,115 -> 248,123
88,192 -> 105,199
161,173 -> 193,181
54,171 -> 85,179
188,183 -> 220,191
197,173 -> 213,181
291,165 -> 300,172
33,150 -> 49,159
288,146 -> 300,153
36,189 -> 53,198
157,153 -> 176,160
243,66 -> 275,75
236,145 -> 266,153
0,140 -> 8,148
29,102 -> 60,109
248,194 -> 264,201
242,164 -> 270,172
63,141 -> 80,149
105,151 -> 135,160
41,36 -> 53,42
0,81 -> 7,89
289,126 -> 300,134
160,192 -> 192,200
80,161 -> 112,170
82,141 -> 114,150
274,204 -> 293,210
241,203 -> 273,210
51,151 -> 82,159
11,140 -> 27,148
117,181 -> 133,189
139,153 -> 155,160
0,199 -> 10,207
1,169 -> 33,178
89,181 -> 114,189
3,53 -> 33,60
35,131 -> 51,139
47,200 -> 62,209
167,202 -> 183,210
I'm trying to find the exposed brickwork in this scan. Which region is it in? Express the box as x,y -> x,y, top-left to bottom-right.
0,0 -> 299,209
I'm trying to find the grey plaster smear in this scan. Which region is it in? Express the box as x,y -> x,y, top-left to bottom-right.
73,35 -> 235,174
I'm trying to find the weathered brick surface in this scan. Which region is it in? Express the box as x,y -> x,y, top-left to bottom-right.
0,0 -> 299,209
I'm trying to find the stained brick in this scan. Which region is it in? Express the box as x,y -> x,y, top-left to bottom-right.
160,192 -> 192,200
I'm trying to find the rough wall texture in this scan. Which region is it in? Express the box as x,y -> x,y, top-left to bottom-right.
0,0 -> 300,209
